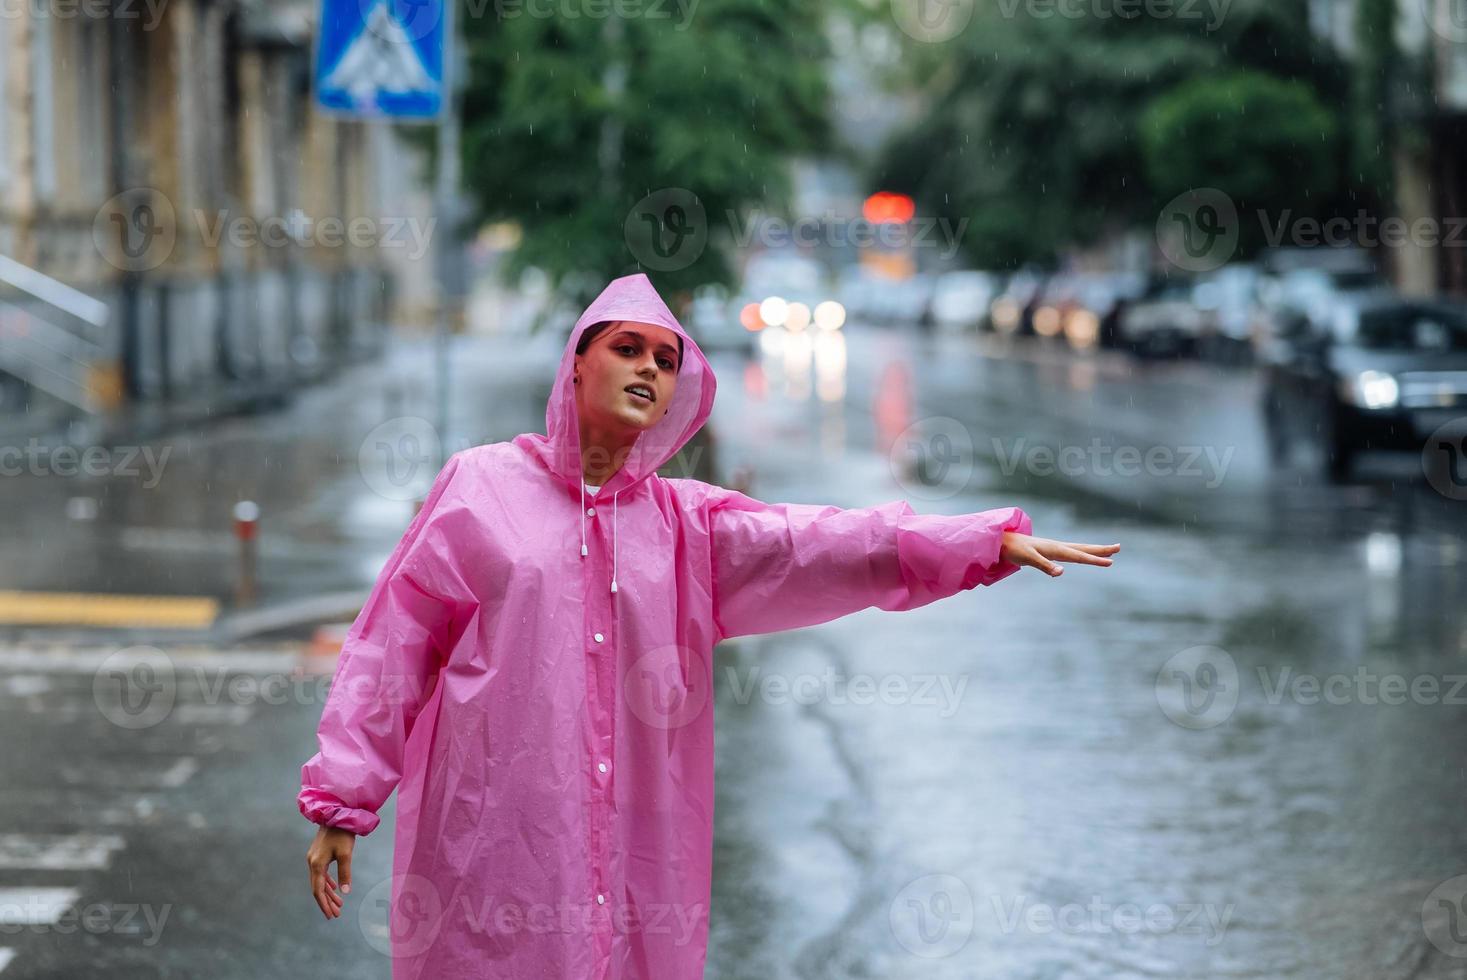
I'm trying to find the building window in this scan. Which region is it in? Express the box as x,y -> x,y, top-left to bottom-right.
0,12 -> 9,186
31,8 -> 57,203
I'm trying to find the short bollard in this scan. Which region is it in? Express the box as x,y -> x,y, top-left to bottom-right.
233,500 -> 260,605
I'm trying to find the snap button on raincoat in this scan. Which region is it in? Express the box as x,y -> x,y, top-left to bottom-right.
298,273 -> 1033,979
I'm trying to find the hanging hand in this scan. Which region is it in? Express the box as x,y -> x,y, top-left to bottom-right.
307,825 -> 356,920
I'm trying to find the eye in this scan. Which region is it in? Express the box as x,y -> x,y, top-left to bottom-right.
657,356 -> 674,370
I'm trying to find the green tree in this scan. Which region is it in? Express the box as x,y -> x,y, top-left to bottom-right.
1350,0 -> 1408,207
457,0 -> 834,307
1140,70 -> 1341,257
872,0 -> 1350,268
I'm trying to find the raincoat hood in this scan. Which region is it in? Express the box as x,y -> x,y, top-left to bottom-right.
514,273 -> 717,500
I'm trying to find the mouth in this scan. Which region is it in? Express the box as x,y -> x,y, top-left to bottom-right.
624,383 -> 656,405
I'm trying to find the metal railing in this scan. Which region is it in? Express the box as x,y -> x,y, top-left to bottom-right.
0,253 -> 111,413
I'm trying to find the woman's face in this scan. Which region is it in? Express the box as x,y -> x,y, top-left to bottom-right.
574,320 -> 681,435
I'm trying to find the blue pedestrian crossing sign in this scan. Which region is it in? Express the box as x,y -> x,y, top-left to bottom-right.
314,0 -> 447,120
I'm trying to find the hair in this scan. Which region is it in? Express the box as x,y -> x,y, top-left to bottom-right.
576,320 -> 683,371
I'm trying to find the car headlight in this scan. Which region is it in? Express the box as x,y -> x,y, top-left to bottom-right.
1339,370 -> 1399,410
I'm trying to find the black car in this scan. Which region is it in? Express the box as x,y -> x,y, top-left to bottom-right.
1261,295 -> 1467,482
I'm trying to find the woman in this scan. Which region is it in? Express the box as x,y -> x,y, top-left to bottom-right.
300,272 -> 1119,979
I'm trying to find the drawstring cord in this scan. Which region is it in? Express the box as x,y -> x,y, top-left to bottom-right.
580,483 -> 588,557
578,481 -> 621,596
610,490 -> 620,595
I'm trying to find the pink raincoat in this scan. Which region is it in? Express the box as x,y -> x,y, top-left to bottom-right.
298,273 -> 1033,979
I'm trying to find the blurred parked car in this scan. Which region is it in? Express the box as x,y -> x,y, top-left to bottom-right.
1260,295 -> 1467,482
927,270 -> 998,333
736,252 -> 845,346
1030,275 -> 1078,341
1192,263 -> 1263,365
989,268 -> 1047,336
1253,266 -> 1392,357
877,273 -> 936,326
1117,275 -> 1206,358
836,265 -> 881,323
686,284 -> 754,356
1057,272 -> 1146,351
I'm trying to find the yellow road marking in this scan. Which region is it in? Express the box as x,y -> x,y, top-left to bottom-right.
0,592 -> 219,629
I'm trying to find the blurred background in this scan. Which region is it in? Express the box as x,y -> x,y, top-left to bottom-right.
3,0 -> 1467,977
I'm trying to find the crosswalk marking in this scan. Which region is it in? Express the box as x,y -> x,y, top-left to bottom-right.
0,948 -> 15,973
0,834 -> 125,871
170,703 -> 254,725
155,758 -> 199,788
0,645 -> 303,675
0,591 -> 219,629
0,887 -> 80,926
1,675 -> 50,697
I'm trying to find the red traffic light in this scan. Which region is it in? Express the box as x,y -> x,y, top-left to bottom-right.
862,191 -> 916,224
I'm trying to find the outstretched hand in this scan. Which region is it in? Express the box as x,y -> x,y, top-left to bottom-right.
1001,531 -> 1119,577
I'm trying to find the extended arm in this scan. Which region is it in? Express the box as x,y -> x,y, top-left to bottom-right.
707,488 -> 1032,641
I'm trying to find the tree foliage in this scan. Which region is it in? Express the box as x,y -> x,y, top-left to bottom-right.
457,0 -> 835,306
1140,70 -> 1340,257
872,0 -> 1354,269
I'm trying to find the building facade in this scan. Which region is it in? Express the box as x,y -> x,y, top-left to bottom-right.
0,0 -> 434,419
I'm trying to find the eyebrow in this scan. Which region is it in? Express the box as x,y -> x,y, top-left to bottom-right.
610,329 -> 680,362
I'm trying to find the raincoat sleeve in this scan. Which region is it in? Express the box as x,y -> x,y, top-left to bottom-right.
297,451 -> 474,836
706,488 -> 1031,642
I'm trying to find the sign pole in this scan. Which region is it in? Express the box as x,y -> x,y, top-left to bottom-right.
434,3 -> 459,469
313,0 -> 455,467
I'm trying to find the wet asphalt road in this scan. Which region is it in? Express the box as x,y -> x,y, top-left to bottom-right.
1,323 -> 1465,978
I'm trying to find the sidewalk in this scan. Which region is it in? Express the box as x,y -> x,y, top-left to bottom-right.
0,330 -> 723,647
